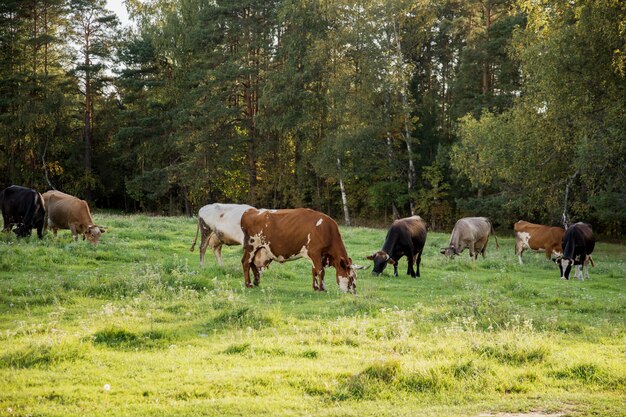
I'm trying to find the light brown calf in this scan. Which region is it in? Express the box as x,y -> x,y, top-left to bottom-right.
42,190 -> 106,245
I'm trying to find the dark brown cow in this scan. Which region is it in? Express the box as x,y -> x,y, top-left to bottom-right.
240,208 -> 365,293
555,222 -> 596,280
0,185 -> 46,238
514,220 -> 565,265
367,216 -> 427,277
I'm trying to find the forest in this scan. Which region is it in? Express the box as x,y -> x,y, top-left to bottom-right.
1,0 -> 624,234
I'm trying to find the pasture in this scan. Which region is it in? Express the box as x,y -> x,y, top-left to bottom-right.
0,214 -> 624,417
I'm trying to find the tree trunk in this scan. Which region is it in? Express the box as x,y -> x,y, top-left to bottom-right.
83,27 -> 93,201
562,170 -> 579,228
337,158 -> 351,226
392,17 -> 416,215
482,0 -> 492,96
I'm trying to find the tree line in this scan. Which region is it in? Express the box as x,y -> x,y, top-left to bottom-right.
1,0 -> 624,234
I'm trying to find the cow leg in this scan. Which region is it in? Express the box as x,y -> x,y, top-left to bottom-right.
515,240 -> 524,265
70,225 -> 79,241
1,214 -> 10,232
53,227 -> 58,238
575,265 -> 583,281
199,231 -> 209,267
469,243 -> 476,260
415,251 -> 422,278
311,257 -> 326,291
241,249 -> 254,288
393,263 -> 398,277
406,253 -> 416,278
208,233 -> 223,267
311,265 -> 326,291
251,262 -> 261,286
213,243 -> 224,267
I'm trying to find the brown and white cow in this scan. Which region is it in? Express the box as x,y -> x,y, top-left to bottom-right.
190,203 -> 253,267
440,217 -> 499,259
514,220 -> 564,265
42,190 -> 105,245
240,208 -> 365,293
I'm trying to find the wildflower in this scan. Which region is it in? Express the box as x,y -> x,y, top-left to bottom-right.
104,384 -> 111,392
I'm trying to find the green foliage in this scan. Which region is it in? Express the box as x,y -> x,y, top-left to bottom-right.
1,0 -> 625,232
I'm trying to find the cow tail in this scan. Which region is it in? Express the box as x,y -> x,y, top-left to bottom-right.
190,218 -> 200,252
491,222 -> 500,249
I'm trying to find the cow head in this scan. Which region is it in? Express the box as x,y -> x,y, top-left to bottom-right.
366,251 -> 396,276
553,256 -> 573,280
440,245 -> 458,258
84,225 -> 106,245
13,223 -> 32,238
337,257 -> 367,294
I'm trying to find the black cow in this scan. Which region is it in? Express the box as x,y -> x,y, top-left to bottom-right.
554,222 -> 595,280
367,216 -> 427,278
0,185 -> 46,238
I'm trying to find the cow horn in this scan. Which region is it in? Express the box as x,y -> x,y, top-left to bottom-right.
351,264 -> 369,270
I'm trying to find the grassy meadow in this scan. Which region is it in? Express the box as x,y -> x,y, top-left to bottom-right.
0,213 -> 625,417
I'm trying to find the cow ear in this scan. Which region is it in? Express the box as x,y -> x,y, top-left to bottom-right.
340,257 -> 349,269
366,254 -> 375,260
387,258 -> 396,265
99,226 -> 107,233
439,248 -> 446,255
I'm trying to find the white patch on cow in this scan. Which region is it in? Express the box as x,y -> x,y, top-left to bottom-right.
574,265 -> 583,281
517,232 -> 531,250
560,259 -> 572,280
338,275 -> 350,292
198,203 -> 253,246
254,248 -> 272,268
316,218 -> 323,227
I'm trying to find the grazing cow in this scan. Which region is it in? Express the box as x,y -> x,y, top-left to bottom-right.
554,222 -> 595,280
440,217 -> 499,259
240,208 -> 365,293
190,203 -> 253,267
0,185 -> 46,238
42,190 -> 105,244
367,216 -> 427,278
514,220 -> 565,265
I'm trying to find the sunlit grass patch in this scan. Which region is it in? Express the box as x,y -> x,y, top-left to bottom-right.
90,326 -> 176,350
208,305 -> 279,330
0,216 -> 624,416
473,340 -> 550,365
0,340 -> 86,368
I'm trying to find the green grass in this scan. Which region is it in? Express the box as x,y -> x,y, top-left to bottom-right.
0,213 -> 624,416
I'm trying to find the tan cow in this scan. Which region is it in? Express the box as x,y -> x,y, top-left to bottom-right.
42,190 -> 106,245
440,217 -> 499,260
240,208 -> 366,293
514,220 -> 564,265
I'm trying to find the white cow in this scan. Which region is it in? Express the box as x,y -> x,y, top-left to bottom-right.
190,203 -> 253,267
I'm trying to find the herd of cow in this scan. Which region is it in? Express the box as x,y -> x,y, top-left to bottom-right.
2,186 -> 596,294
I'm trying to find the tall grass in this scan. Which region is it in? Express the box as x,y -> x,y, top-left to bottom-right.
0,213 -> 624,416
